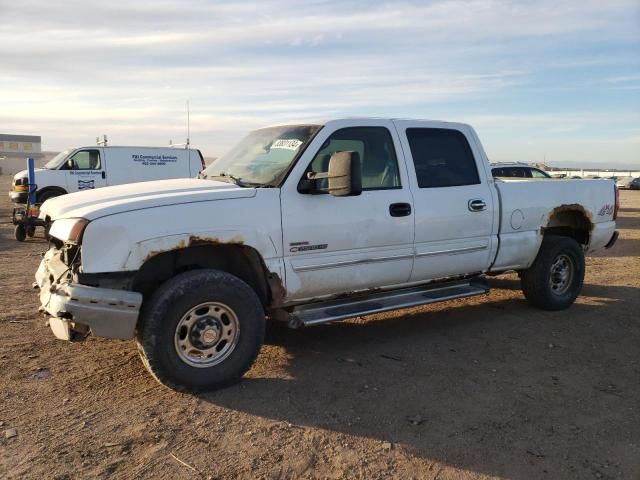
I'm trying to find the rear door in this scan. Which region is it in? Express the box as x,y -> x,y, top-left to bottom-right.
188,149 -> 206,177
393,121 -> 496,282
64,148 -> 107,192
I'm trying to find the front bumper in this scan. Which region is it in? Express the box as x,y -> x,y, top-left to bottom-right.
9,190 -> 28,204
36,248 -> 142,340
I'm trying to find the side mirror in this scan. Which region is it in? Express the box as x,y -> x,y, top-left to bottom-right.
306,151 -> 362,197
66,159 -> 75,170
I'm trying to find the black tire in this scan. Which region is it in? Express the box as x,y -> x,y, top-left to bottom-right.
521,236 -> 585,311
14,224 -> 26,242
136,269 -> 265,392
37,190 -> 63,204
26,226 -> 35,238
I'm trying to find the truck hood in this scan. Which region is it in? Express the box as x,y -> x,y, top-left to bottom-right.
13,168 -> 48,182
40,178 -> 257,221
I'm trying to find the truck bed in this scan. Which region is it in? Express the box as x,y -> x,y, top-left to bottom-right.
491,178 -> 617,271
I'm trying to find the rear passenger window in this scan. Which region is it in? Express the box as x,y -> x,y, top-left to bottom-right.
406,128 -> 479,188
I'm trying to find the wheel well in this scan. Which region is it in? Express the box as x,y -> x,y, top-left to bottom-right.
131,245 -> 274,307
37,187 -> 67,202
544,206 -> 592,245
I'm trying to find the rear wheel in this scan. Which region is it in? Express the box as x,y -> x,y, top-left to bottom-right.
521,236 -> 585,310
136,269 -> 265,392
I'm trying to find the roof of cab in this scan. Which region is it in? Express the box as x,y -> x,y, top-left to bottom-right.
261,117 -> 471,129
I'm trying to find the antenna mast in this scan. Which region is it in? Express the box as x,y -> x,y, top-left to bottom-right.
186,99 -> 190,149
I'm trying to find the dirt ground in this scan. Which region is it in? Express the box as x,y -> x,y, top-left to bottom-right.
0,175 -> 638,480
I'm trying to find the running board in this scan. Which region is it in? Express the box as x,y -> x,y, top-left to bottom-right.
289,278 -> 490,328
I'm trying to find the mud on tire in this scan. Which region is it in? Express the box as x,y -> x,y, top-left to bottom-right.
521,235 -> 585,311
136,269 -> 265,392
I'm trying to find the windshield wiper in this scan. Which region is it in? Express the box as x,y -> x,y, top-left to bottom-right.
207,172 -> 264,188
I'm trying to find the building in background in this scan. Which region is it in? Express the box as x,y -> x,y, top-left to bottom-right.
0,134 -> 43,175
0,134 -> 50,175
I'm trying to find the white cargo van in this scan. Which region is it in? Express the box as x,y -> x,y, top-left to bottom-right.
9,146 -> 205,204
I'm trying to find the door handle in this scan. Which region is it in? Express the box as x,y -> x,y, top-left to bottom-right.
468,199 -> 487,212
389,202 -> 412,217
101,171 -> 106,179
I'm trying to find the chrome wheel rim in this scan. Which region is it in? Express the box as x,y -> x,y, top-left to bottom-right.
549,254 -> 574,295
174,302 -> 240,368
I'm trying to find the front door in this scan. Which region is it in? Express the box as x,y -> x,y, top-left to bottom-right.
65,148 -> 107,192
281,121 -> 415,302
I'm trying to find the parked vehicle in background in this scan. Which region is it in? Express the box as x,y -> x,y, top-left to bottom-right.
490,162 -> 551,178
9,146 -> 205,204
616,176 -> 636,189
630,177 -> 640,190
35,118 -> 619,392
616,177 -> 632,189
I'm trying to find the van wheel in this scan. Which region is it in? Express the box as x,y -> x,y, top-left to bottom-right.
136,269 -> 265,392
14,224 -> 26,242
521,236 -> 585,310
37,190 -> 63,204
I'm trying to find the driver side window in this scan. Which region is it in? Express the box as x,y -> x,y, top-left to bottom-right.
307,127 -> 401,191
70,150 -> 101,170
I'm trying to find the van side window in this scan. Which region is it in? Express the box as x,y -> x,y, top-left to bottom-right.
70,150 -> 101,170
406,128 -> 480,188
307,127 -> 401,191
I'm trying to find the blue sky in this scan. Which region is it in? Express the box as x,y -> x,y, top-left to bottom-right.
1,0 -> 639,167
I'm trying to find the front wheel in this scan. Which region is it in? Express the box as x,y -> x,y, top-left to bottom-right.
136,269 -> 265,392
36,190 -> 63,204
521,236 -> 585,311
14,224 -> 26,242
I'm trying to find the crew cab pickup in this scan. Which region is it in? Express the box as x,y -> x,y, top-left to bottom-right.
35,118 -> 619,392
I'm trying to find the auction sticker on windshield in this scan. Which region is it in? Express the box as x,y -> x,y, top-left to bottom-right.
271,139 -> 302,150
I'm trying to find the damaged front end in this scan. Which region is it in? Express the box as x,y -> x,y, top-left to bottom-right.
35,244 -> 142,341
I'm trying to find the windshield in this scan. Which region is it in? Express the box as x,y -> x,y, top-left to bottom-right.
43,150 -> 72,169
201,125 -> 321,186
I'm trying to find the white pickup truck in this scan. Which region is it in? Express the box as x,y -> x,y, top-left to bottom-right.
35,118 -> 619,392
